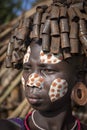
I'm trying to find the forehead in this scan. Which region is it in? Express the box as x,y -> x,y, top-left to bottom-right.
26,41 -> 63,64
23,41 -> 75,73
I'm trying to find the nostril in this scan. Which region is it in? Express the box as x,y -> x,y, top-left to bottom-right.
27,85 -> 29,87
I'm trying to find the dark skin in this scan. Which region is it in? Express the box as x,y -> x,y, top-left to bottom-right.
22,40 -> 87,130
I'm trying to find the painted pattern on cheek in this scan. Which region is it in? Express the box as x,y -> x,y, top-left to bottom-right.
23,46 -> 31,64
26,73 -> 44,88
49,78 -> 68,102
40,50 -> 63,64
21,76 -> 25,90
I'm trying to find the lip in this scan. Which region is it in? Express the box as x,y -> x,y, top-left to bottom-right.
28,96 -> 42,104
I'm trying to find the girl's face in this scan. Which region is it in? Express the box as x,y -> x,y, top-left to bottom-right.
22,40 -> 76,111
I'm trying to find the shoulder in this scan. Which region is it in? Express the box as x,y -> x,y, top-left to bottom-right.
80,122 -> 87,130
8,117 -> 26,130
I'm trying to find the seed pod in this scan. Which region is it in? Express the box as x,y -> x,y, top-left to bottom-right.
51,20 -> 60,36
60,18 -> 69,33
42,34 -> 50,52
70,21 -> 79,38
42,18 -> 51,34
68,7 -> 79,21
61,33 -> 70,48
70,38 -> 79,53
33,12 -> 42,25
32,25 -> 40,38
50,5 -> 59,19
60,6 -> 67,18
51,36 -> 60,54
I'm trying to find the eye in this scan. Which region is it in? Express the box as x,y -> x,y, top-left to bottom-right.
23,65 -> 32,73
41,69 -> 56,74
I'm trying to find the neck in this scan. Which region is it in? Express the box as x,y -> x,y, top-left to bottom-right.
31,106 -> 75,130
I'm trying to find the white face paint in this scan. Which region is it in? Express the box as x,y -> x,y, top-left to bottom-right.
49,78 -> 68,102
40,50 -> 63,64
26,73 -> 44,88
23,46 -> 31,64
21,76 -> 25,90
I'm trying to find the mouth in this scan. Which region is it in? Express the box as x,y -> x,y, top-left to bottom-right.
28,96 -> 43,104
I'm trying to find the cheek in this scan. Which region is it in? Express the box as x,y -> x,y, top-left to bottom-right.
26,73 -> 44,88
49,78 -> 68,102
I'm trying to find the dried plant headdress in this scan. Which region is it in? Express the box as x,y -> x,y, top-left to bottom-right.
5,0 -> 87,71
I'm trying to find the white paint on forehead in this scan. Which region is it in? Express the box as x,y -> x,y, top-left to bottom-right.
23,46 -> 31,64
49,78 -> 68,102
40,50 -> 63,64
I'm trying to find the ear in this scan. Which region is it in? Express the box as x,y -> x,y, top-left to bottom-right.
71,82 -> 87,106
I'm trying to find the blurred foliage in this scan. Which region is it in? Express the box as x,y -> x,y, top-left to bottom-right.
0,0 -> 48,25
0,0 -> 22,25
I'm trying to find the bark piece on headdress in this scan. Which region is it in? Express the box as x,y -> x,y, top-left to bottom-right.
11,50 -> 23,63
74,7 -> 84,19
42,18 -> 51,34
60,18 -> 69,33
84,5 -> 87,13
32,25 -> 40,38
61,33 -> 70,48
42,34 -> 50,52
40,24 -> 44,38
41,12 -> 49,24
79,34 -> 87,56
6,42 -> 13,56
5,56 -> 12,68
33,12 -> 42,25
63,49 -> 71,59
70,2 -> 84,10
71,0 -> 84,4
22,18 -> 31,28
60,6 -> 67,18
16,18 -> 31,42
50,5 -> 60,19
51,36 -> 60,54
51,20 -> 60,36
68,7 -> 79,21
11,51 -> 18,63
16,27 -> 29,40
70,21 -> 79,38
79,19 -> 87,36
70,38 -> 79,53
46,6 -> 52,13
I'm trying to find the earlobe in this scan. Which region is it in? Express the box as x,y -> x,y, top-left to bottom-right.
71,82 -> 87,106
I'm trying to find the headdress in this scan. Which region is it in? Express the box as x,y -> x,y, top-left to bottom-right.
5,0 -> 87,71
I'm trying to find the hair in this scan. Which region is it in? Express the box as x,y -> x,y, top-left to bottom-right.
5,0 -> 87,78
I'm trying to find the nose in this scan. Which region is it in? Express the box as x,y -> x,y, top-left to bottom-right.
26,73 -> 44,89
